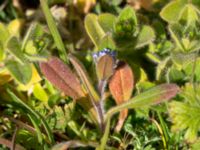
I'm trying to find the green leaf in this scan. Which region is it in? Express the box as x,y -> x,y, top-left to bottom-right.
183,57 -> 200,82
117,6 -> 137,26
168,67 -> 185,82
171,52 -> 196,69
168,26 -> 185,51
0,43 -> 4,61
180,4 -> 198,25
22,23 -> 44,51
135,25 -> 155,49
99,34 -> 116,50
98,13 -> 116,33
28,114 -> 43,144
0,23 -> 10,47
5,60 -> 32,84
24,40 -> 37,55
106,84 -> 179,120
33,83 -> 48,102
114,6 -> 137,39
40,0 -> 67,61
6,37 -> 27,64
85,13 -> 105,49
160,0 -> 187,23
169,83 -> 200,142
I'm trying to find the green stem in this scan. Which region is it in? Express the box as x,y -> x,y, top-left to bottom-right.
96,118 -> 111,150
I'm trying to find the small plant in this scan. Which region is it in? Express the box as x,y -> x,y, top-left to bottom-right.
39,4 -> 179,149
4,0 -> 200,149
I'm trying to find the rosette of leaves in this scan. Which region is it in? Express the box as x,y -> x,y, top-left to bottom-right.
169,83 -> 200,143
36,3 -> 180,149
40,54 -> 180,149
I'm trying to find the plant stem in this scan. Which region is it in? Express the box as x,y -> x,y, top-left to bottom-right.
11,126 -> 18,150
96,118 -> 111,150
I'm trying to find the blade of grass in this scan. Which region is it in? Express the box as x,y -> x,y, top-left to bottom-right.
7,89 -> 54,144
39,0 -> 67,61
28,115 -> 43,144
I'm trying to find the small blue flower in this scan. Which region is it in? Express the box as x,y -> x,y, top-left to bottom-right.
92,48 -> 117,63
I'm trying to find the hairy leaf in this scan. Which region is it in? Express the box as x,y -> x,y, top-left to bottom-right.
135,25 -> 155,49
69,54 -> 100,102
85,13 -> 105,49
96,54 -> 115,81
99,34 -> 116,50
98,13 -> 116,33
40,57 -> 99,124
169,84 -> 200,142
160,0 -> 187,23
114,6 -> 137,40
40,57 -> 85,99
106,84 -> 179,120
109,62 -> 134,132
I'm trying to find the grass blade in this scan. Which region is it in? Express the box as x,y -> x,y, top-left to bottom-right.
39,0 -> 67,61
7,89 -> 54,144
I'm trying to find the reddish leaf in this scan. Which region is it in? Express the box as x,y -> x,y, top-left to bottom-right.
40,57 -> 85,100
96,54 -> 115,81
109,62 -> 134,132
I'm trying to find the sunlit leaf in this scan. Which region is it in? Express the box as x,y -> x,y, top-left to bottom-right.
85,13 -> 105,49
99,34 -> 116,50
136,25 -> 155,49
160,0 -> 187,23
114,6 -> 137,38
169,83 -> 200,142
0,23 -> 10,47
109,62 -> 134,132
33,83 -> 48,102
98,13 -> 116,33
7,19 -> 24,37
0,68 -> 12,85
180,4 -> 198,25
106,84 -> 179,119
